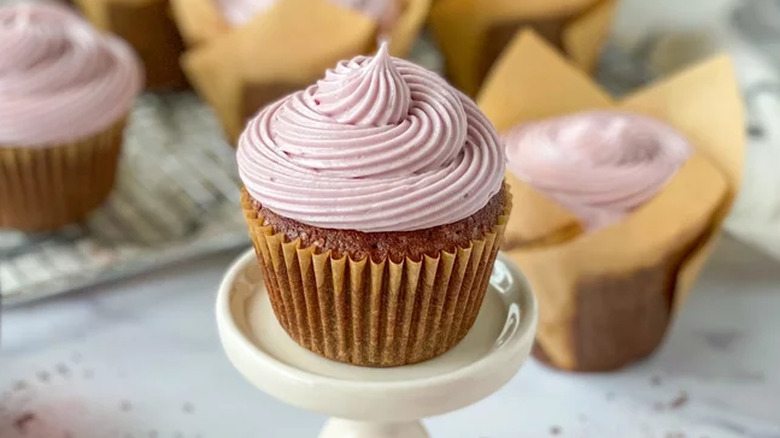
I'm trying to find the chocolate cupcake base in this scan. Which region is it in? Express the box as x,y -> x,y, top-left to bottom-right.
241,187 -> 511,367
0,119 -> 125,231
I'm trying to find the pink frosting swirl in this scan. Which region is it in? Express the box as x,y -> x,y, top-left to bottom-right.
0,4 -> 143,146
237,43 -> 505,232
215,0 -> 399,31
505,111 -> 692,231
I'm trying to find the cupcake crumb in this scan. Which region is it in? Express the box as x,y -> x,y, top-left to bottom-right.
56,363 -> 70,377
669,391 -> 689,409
14,412 -> 36,433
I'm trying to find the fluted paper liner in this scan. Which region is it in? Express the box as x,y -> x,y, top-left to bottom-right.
429,0 -> 615,96
172,0 -> 430,58
75,0 -> 187,90
477,31 -> 744,371
241,188 -> 511,367
0,119 -> 126,231
182,0 -> 377,145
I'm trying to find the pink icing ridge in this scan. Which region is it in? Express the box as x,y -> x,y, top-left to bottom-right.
504,110 -> 692,231
0,3 -> 143,146
237,44 -> 505,233
215,0 -> 399,31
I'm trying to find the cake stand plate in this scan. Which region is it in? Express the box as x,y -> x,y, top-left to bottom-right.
216,249 -> 538,438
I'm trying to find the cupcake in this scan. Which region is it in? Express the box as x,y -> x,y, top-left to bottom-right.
0,3 -> 143,231
477,32 -> 743,372
171,0 -> 429,57
74,0 -> 187,90
238,43 -> 510,367
429,0 -> 616,96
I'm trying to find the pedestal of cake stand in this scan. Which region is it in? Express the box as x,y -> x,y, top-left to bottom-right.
216,250 -> 538,438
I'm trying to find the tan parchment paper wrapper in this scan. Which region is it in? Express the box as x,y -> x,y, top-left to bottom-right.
0,119 -> 126,231
75,0 -> 187,90
477,31 -> 745,372
241,188 -> 511,367
172,0 -> 430,58
429,0 -> 615,96
182,0 -> 377,145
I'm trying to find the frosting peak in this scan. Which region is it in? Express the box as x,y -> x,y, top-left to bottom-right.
504,111 -> 692,231
0,4 -> 142,146
237,45 -> 505,233
314,43 -> 410,126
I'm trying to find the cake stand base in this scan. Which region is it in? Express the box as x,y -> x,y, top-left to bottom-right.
216,250 -> 538,437
319,419 -> 428,438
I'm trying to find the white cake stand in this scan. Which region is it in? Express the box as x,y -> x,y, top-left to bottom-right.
216,249 -> 538,438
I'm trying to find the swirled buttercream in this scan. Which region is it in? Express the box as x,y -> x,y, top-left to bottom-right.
0,3 -> 143,146
215,0 -> 399,31
237,43 -> 505,232
504,110 -> 692,231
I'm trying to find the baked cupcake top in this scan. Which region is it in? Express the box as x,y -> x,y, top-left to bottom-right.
504,110 -> 692,231
215,0 -> 399,31
238,43 -> 505,233
0,3 -> 143,146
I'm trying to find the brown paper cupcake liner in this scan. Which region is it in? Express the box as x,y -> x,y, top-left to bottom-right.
0,119 -> 126,231
480,16 -> 570,87
527,222 -> 714,372
503,153 -> 730,372
241,188 -> 511,367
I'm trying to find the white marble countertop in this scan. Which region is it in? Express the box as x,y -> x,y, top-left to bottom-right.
1,235 -> 779,438
3,1 -> 780,437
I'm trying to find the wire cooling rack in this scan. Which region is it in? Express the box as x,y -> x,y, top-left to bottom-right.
0,32 -> 650,306
0,92 -> 247,305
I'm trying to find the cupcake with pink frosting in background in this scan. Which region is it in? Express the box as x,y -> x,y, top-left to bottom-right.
498,109 -> 734,374
472,33 -> 742,374
0,3 -> 143,231
238,43 -> 511,367
171,0 -> 428,54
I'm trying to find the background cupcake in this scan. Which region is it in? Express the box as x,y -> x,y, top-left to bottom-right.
181,0 -> 376,145
478,32 -> 743,372
171,0 -> 429,57
238,44 -> 510,367
178,0 -> 431,145
74,0 -> 187,90
429,0 -> 616,96
0,3 -> 143,231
